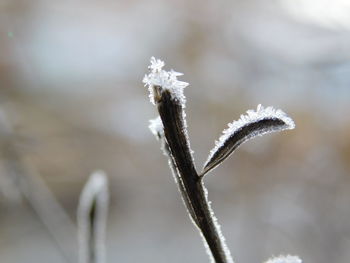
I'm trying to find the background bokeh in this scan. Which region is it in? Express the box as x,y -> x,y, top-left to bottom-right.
1,0 -> 350,262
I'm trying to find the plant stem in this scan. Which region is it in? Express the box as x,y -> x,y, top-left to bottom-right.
157,89 -> 231,263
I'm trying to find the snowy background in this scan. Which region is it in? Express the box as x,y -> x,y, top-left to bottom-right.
0,0 -> 350,262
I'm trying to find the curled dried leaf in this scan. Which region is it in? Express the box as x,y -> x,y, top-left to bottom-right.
201,105 -> 295,176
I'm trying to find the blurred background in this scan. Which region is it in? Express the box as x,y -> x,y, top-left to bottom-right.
0,0 -> 350,262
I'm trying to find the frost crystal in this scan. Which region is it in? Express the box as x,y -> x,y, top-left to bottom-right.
149,116 -> 164,140
143,57 -> 189,105
264,255 -> 302,263
226,104 -> 295,136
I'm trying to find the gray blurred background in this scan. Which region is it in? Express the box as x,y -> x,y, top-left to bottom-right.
0,0 -> 350,262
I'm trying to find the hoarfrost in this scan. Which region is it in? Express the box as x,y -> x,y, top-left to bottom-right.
148,116 -> 164,140
264,255 -> 302,263
145,57 -> 195,164
200,182 -> 234,263
217,104 -> 295,151
143,57 -> 189,105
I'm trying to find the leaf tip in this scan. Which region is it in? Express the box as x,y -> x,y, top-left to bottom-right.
201,105 -> 296,176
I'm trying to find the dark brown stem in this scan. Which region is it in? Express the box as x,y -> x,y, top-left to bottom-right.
162,141 -> 200,226
157,89 -> 231,263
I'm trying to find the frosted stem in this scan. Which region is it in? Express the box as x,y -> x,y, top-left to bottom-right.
145,57 -> 300,263
78,171 -> 109,263
156,89 -> 232,263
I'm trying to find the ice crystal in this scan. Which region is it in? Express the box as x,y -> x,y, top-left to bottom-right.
264,255 -> 302,263
143,57 -> 188,105
203,104 -> 295,175
149,116 -> 164,140
227,104 -> 295,136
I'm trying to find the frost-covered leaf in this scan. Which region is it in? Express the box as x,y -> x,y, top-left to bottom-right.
264,255 -> 302,263
202,105 -> 295,176
143,57 -> 188,106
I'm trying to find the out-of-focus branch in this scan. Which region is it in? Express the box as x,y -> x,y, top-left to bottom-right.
77,171 -> 109,263
0,107 -> 78,263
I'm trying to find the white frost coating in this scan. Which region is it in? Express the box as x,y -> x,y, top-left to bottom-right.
148,116 -> 164,139
145,57 -> 195,163
205,104 -> 295,168
264,255 -> 302,263
201,182 -> 234,263
78,171 -> 109,263
181,109 -> 196,163
81,171 -> 108,195
143,57 -> 189,105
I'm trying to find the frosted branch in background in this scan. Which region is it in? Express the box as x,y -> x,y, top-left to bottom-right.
0,106 -> 78,263
264,255 -> 302,263
78,171 -> 109,263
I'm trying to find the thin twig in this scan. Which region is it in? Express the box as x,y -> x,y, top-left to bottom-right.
78,171 -> 109,263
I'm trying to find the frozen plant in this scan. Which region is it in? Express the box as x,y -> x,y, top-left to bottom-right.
77,171 -> 109,263
144,57 -> 301,263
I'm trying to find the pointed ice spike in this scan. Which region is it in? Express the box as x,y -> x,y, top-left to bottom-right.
201,105 -> 295,176
263,255 -> 302,263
